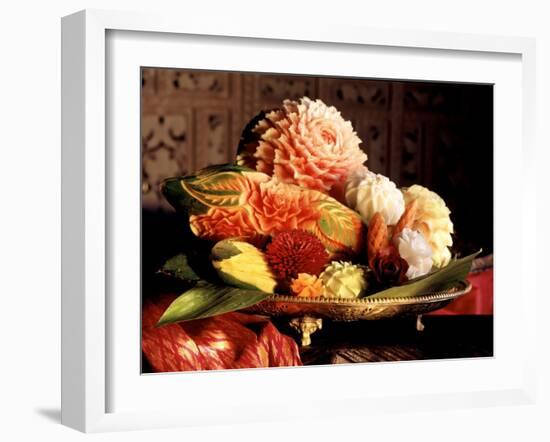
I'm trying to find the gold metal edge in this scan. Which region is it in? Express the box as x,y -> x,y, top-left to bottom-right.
261,280 -> 472,306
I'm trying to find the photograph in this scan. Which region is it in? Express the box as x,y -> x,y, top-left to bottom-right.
0,0 -> 545,439
140,68 -> 494,373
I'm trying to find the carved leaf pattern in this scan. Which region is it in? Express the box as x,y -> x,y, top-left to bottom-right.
310,198 -> 365,258
181,170 -> 251,208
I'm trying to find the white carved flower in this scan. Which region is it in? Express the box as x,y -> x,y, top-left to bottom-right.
394,228 -> 433,280
344,171 -> 405,226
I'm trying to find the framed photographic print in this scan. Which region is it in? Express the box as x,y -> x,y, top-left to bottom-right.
61,9 -> 537,433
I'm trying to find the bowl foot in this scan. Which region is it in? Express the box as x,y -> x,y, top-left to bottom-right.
416,314 -> 425,332
290,316 -> 323,346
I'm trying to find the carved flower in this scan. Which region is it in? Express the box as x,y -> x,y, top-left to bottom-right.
189,207 -> 260,242
290,273 -> 324,298
394,228 -> 433,279
238,97 -> 367,194
245,180 -> 321,233
265,230 -> 329,287
345,171 -> 405,226
319,261 -> 367,299
370,248 -> 409,286
402,185 -> 454,267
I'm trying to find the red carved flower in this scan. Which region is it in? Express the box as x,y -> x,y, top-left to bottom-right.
370,247 -> 409,286
265,230 -> 329,287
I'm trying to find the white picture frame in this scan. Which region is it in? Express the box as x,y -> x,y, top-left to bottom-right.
61,9 -> 537,433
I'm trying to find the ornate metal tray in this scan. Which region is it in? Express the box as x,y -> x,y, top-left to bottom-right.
244,280 -> 472,346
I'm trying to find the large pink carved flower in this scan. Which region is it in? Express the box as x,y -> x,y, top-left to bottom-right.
237,97 -> 367,194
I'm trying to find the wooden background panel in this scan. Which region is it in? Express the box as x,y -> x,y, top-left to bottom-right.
194,108 -> 234,169
141,68 -> 474,212
318,77 -> 390,111
141,112 -> 193,211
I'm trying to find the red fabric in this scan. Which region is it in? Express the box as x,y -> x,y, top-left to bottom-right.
428,269 -> 493,315
142,294 -> 302,372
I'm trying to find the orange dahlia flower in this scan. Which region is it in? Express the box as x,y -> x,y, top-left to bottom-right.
237,97 -> 367,194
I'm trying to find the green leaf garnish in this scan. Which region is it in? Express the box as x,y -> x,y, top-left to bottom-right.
156,282 -> 270,327
158,254 -> 201,282
367,250 -> 480,299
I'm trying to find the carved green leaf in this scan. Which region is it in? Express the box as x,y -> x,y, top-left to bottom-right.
367,250 -> 481,299
182,171 -> 249,208
161,164 -> 258,214
156,282 -> 270,326
161,177 -> 208,215
312,198 -> 364,254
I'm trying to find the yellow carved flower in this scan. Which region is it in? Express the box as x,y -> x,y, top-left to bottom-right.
402,185 -> 454,267
319,261 -> 367,299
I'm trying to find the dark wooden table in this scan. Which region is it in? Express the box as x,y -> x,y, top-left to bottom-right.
272,315 -> 493,365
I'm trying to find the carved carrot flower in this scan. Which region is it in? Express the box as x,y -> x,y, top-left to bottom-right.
290,273 -> 324,298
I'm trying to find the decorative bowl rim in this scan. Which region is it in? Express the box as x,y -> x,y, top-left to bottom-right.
260,279 -> 472,306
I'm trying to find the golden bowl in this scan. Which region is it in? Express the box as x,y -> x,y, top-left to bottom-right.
244,280 -> 471,346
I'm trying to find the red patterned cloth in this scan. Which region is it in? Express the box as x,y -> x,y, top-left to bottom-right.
428,269 -> 494,315
142,294 -> 302,372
